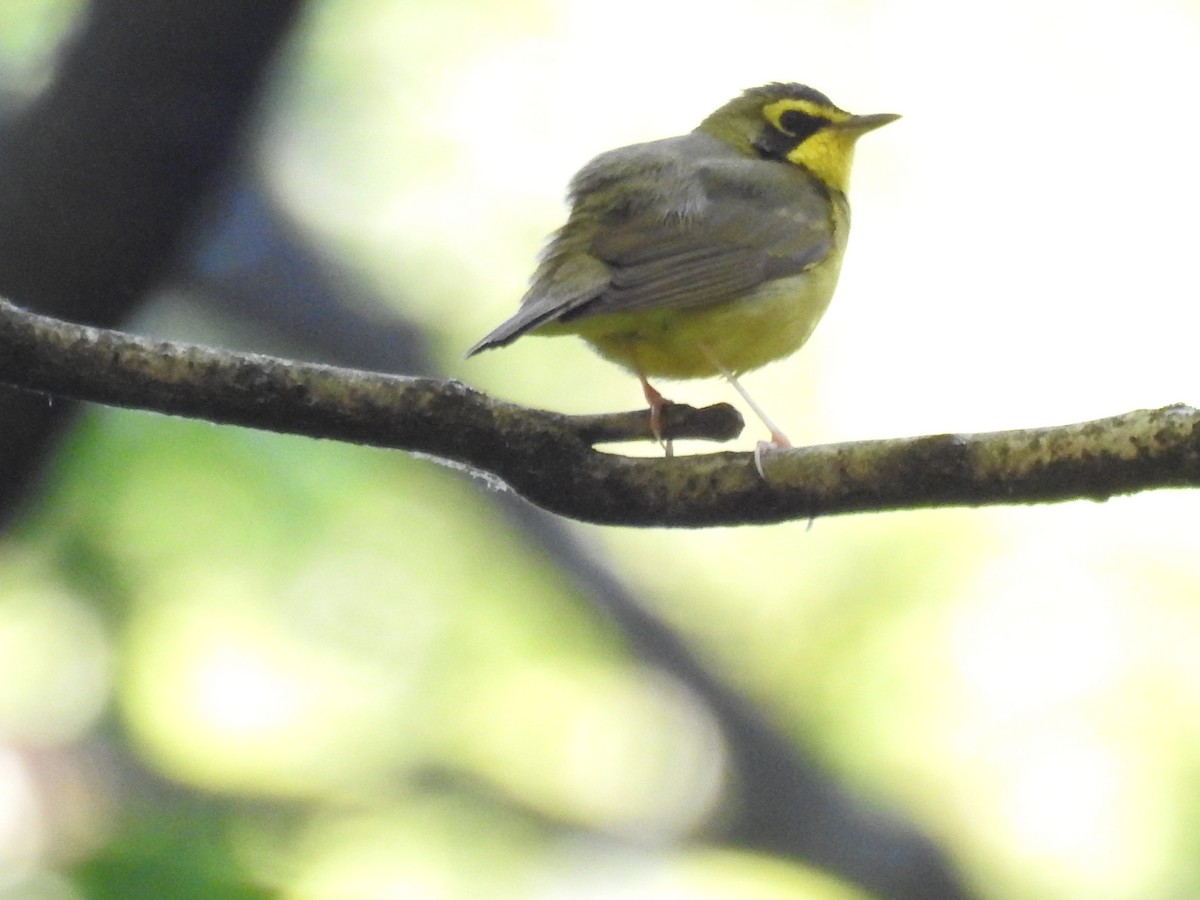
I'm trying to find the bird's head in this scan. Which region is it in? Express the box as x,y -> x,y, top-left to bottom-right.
697,82 -> 899,193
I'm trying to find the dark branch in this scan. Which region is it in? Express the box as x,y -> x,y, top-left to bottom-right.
1,297 -> 1198,528
0,0 -> 303,519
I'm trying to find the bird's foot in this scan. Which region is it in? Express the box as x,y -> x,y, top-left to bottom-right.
640,374 -> 674,456
753,432 -> 792,479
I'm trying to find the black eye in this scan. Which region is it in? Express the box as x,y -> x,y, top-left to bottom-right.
778,109 -> 826,141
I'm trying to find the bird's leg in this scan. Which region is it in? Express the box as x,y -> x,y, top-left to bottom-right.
697,345 -> 790,477
639,373 -> 674,457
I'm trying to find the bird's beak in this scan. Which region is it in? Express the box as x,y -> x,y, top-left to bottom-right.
839,112 -> 902,134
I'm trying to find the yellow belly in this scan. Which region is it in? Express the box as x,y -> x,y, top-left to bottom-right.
543,251 -> 845,379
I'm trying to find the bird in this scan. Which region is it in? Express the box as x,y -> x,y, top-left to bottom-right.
468,82 -> 897,461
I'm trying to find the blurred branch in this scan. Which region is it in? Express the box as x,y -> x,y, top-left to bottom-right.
0,0 -> 303,521
181,178 -> 442,374
492,496 -> 973,899
1,296 -> 1198,527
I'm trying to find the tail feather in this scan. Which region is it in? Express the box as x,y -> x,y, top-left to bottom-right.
466,307 -> 555,356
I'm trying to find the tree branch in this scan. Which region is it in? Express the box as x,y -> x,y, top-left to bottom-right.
0,0 -> 303,519
1,297 -> 1197,527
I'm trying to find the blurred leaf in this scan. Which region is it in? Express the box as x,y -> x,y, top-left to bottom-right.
72,807 -> 270,900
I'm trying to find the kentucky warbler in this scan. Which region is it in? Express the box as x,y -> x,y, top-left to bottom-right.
469,82 -> 898,450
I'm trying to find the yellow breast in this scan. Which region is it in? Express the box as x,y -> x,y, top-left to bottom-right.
556,228 -> 848,380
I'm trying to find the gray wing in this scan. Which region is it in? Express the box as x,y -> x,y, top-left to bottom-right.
468,133 -> 835,354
